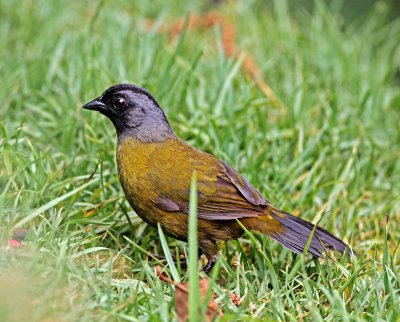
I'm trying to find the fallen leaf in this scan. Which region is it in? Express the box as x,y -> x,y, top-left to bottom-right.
156,266 -> 222,321
229,292 -> 242,306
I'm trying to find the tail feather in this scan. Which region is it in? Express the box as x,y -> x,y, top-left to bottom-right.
270,210 -> 353,257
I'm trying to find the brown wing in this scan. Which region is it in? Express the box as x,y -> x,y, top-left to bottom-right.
195,160 -> 268,220
220,161 -> 267,207
157,159 -> 268,220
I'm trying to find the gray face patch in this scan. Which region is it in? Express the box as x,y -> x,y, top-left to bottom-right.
98,85 -> 176,143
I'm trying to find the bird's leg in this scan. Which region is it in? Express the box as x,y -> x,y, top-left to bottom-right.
199,239 -> 219,275
150,253 -> 187,265
177,248 -> 203,269
203,253 -> 219,275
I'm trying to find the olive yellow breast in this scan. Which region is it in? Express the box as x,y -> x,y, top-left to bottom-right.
116,136 -> 222,236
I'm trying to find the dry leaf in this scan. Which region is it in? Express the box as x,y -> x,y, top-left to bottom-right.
156,266 -> 222,321
229,292 -> 242,306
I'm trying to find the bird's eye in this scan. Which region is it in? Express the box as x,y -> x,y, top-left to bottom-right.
113,97 -> 126,109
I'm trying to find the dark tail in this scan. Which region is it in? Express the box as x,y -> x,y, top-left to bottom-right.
270,209 -> 354,257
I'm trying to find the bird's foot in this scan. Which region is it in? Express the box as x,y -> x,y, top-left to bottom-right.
149,253 -> 188,267
203,253 -> 219,275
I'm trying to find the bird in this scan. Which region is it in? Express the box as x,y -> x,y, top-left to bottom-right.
83,83 -> 354,273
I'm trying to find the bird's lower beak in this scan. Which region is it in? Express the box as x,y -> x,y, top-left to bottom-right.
82,99 -> 107,113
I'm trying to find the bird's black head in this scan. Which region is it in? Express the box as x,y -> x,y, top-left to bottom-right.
83,84 -> 175,142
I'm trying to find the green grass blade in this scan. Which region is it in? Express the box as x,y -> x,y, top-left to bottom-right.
14,178 -> 99,228
236,219 -> 283,318
157,223 -> 180,283
188,171 -> 200,322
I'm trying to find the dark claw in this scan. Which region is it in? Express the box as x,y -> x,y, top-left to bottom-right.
203,253 -> 219,275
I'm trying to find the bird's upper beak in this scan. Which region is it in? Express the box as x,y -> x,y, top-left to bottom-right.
82,98 -> 107,113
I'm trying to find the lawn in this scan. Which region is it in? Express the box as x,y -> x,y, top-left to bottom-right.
1,1 -> 399,321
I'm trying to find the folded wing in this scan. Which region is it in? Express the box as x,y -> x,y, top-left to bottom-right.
156,159 -> 268,220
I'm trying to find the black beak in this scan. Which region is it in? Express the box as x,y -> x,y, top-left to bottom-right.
82,98 -> 107,113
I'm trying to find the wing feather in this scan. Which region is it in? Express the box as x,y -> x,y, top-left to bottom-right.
155,159 -> 268,220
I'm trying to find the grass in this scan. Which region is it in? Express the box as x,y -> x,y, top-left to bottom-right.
188,173 -> 200,321
1,0 -> 400,321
